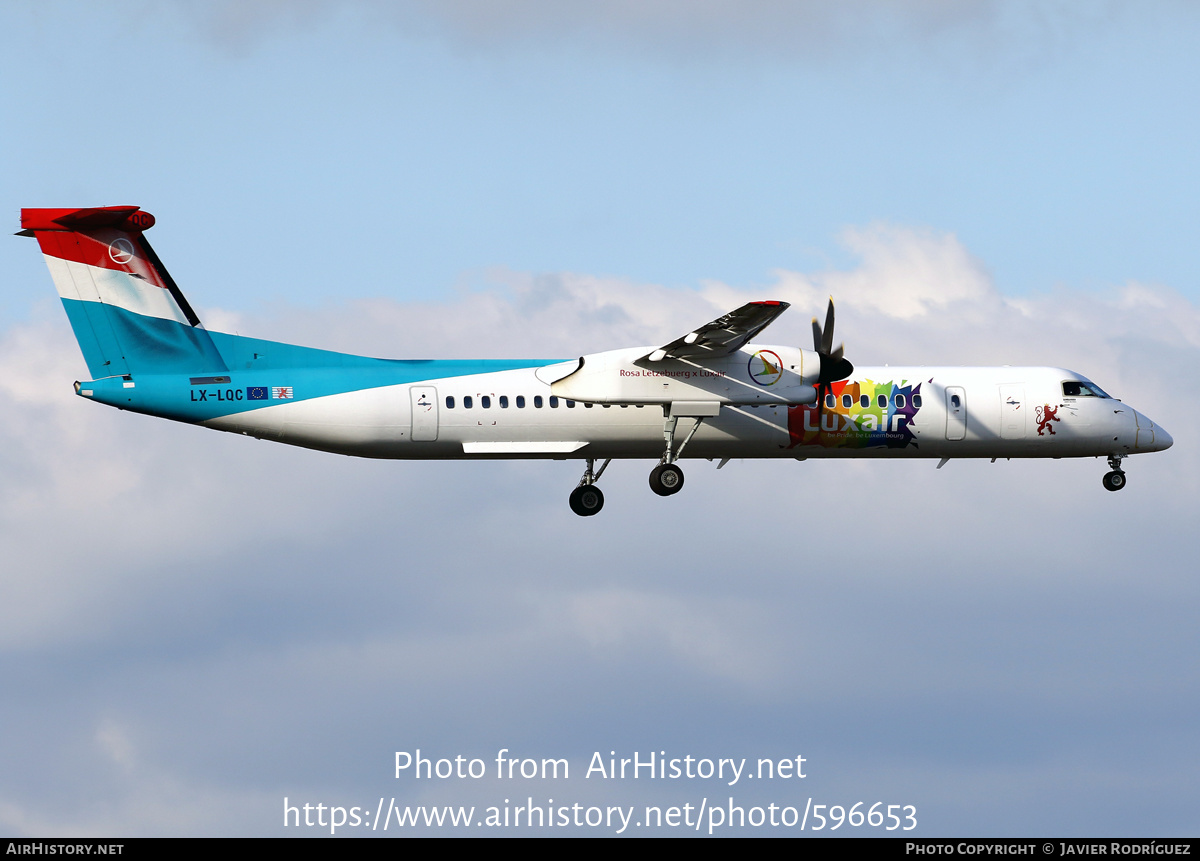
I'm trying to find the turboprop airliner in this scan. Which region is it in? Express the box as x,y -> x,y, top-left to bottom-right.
19,206 -> 1173,516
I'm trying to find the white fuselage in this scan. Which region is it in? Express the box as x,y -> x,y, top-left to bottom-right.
202,359 -> 1168,463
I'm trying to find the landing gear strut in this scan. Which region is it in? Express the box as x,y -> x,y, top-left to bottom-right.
569,458 -> 609,516
649,410 -> 708,497
1103,454 -> 1127,492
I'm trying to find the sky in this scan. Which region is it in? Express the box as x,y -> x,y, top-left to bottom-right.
0,0 -> 1198,837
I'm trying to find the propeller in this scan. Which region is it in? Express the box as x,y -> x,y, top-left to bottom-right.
811,298 -> 854,421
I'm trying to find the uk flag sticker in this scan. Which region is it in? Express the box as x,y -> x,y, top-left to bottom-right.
271,386 -> 293,400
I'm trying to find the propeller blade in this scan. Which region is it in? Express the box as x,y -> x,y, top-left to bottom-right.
810,298 -> 853,393
821,299 -> 835,355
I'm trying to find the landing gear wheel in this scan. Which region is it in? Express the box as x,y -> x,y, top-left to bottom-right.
1103,470 -> 1127,492
649,463 -> 685,496
569,485 -> 604,516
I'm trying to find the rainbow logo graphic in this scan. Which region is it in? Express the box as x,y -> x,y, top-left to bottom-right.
786,379 -> 924,449
748,350 -> 784,386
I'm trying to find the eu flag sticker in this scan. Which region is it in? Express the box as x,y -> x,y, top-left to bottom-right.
247,386 -> 268,400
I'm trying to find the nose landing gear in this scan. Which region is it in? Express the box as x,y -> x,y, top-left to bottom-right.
1103,454 -> 1127,492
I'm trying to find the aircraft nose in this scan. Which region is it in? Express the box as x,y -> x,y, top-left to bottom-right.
1134,410 -> 1172,452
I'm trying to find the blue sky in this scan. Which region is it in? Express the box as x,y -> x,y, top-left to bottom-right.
1,1 -> 1198,836
4,1 -> 1200,317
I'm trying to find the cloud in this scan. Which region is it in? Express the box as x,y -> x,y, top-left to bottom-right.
2,222 -> 1196,835
232,220 -> 1199,413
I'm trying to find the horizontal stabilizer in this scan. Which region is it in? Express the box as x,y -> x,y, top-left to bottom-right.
21,206 -> 155,233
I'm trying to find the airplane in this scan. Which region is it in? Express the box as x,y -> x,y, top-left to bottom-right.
18,206 -> 1173,516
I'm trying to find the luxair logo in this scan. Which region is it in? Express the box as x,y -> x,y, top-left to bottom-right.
748,350 -> 783,386
108,238 -> 135,264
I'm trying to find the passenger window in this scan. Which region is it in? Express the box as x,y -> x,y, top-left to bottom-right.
860,394 -> 869,408
912,394 -> 922,408
481,395 -> 491,409
445,396 -> 455,409
878,394 -> 887,408
842,394 -> 852,408
897,394 -> 907,408
566,400 -> 575,408
949,395 -> 959,408
499,395 -> 508,408
825,394 -> 835,409
516,395 -> 525,408
534,395 -> 543,408
585,402 -> 593,408
464,396 -> 473,409
549,396 -> 559,408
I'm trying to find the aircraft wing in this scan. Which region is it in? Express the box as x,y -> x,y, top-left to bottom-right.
645,300 -> 790,361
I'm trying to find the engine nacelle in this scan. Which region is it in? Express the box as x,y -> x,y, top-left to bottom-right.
545,345 -> 819,406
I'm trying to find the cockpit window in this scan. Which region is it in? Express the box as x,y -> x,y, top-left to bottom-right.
1063,381 -> 1111,398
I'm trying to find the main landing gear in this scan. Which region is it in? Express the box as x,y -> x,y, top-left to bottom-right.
649,463 -> 684,496
568,410 -> 710,514
1103,454 -> 1127,492
569,458 -> 610,516
648,410 -> 707,497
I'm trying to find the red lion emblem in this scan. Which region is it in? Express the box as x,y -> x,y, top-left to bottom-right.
1035,404 -> 1060,436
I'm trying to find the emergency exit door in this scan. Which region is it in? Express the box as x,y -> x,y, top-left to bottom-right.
999,385 -> 1025,439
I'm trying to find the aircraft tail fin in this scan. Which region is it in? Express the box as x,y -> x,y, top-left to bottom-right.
19,206 -> 227,378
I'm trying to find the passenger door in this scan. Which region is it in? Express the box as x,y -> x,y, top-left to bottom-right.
410,386 -> 439,441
